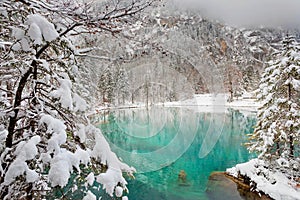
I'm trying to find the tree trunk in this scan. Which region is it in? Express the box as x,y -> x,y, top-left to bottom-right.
6,67 -> 33,148
6,81 -> 13,104
131,93 -> 134,104
288,83 -> 294,157
289,135 -> 294,157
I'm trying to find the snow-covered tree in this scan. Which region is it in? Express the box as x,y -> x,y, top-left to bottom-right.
248,35 -> 300,171
0,0 -> 158,199
115,66 -> 130,104
98,66 -> 115,104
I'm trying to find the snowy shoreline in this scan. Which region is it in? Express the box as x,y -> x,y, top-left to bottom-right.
92,93 -> 261,114
227,159 -> 300,200
163,93 -> 261,113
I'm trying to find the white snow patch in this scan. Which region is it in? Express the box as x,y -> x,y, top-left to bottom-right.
39,152 -> 52,164
73,93 -> 87,112
38,59 -> 50,71
75,124 -> 86,143
39,114 -> 67,153
291,79 -> 300,91
96,168 -> 127,197
163,93 -> 260,113
47,132 -> 67,153
39,114 -> 66,134
4,158 -> 27,185
4,158 -> 39,184
0,7 -> 8,17
115,186 -> 123,197
48,147 -> 91,187
0,126 -> 8,150
83,125 -> 135,197
26,168 -> 39,183
50,78 -> 73,110
85,172 -> 95,186
15,135 -> 41,160
48,156 -> 70,187
74,147 -> 90,166
20,38 -> 30,51
12,27 -> 25,40
91,128 -> 135,172
4,136 -> 41,185
28,22 -> 42,45
26,14 -> 59,42
82,191 -> 96,200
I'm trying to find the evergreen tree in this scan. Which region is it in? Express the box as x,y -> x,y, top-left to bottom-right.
98,67 -> 115,104
115,66 -> 129,104
248,35 -> 300,170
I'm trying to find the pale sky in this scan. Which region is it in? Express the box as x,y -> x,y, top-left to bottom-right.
172,0 -> 300,28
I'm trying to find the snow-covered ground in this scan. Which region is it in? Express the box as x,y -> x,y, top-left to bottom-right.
163,93 -> 261,113
227,159 -> 300,200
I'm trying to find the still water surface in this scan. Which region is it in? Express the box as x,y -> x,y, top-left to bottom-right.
96,107 -> 256,200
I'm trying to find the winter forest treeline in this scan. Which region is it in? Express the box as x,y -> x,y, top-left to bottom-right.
0,0 -> 300,199
84,6 -> 296,106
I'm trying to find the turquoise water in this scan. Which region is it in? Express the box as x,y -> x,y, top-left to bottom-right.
97,107 -> 256,200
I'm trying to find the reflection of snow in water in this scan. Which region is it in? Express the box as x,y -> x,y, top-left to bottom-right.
115,107 -> 171,138
108,107 -> 199,173
198,113 -> 226,158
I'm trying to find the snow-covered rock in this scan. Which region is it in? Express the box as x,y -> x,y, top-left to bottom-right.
227,159 -> 300,200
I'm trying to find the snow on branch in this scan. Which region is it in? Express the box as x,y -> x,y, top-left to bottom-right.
87,125 -> 135,196
50,77 -> 73,110
4,136 -> 41,185
26,14 -> 59,43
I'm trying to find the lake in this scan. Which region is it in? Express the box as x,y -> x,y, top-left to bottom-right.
96,107 -> 256,200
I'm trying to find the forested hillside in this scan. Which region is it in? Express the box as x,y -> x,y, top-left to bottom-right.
81,6 -> 295,105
